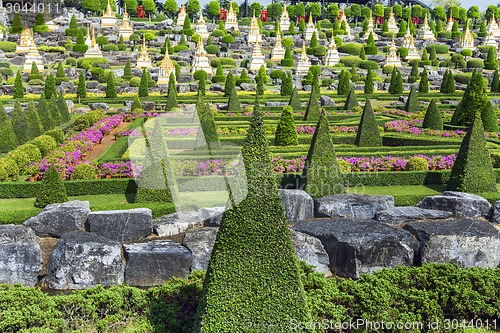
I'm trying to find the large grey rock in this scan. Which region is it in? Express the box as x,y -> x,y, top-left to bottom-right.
280,189 -> 314,224
198,206 -> 225,226
24,201 -> 90,238
123,240 -> 192,286
492,201 -> 500,223
291,230 -> 332,276
88,102 -> 109,110
209,84 -> 224,92
240,83 -> 256,91
0,225 -> 42,286
182,227 -> 218,271
294,218 -> 416,278
320,95 -> 335,106
86,208 -> 153,242
315,194 -> 395,220
153,211 -> 202,237
416,191 -> 491,218
45,231 -> 124,289
375,206 -> 452,224
404,219 -> 500,268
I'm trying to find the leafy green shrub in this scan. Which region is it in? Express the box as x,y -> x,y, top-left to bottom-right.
0,158 -> 19,181
71,163 -> 97,180
338,43 -> 363,55
481,100 -> 499,132
172,44 -> 189,53
7,144 -> 42,174
45,129 -> 64,144
339,56 -> 363,68
355,99 -> 381,147
29,135 -> 57,157
211,29 -> 224,37
38,45 -> 65,53
344,87 -> 358,110
72,110 -> 105,131
210,58 -> 236,68
336,159 -> 351,173
382,65 -> 395,74
102,44 -> 119,52
405,157 -> 428,171
454,72 -> 472,84
359,60 -> 379,70
205,45 -> 219,54
426,43 -> 449,54
129,77 -> 141,87
76,57 -> 109,68
0,41 -> 17,52
466,59 -> 484,69
397,47 -> 408,58
438,30 -> 452,39
404,85 -> 419,112
422,100 -> 443,130
452,70 -> 488,126
28,79 -> 44,86
34,166 -> 68,208
275,106 -> 298,146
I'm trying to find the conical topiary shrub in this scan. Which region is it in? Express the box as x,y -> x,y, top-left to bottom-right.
289,87 -> 302,111
446,114 -> 497,193
481,100 -> 499,133
344,86 -> 358,110
404,85 -> 419,112
195,95 -> 221,151
11,101 -> 31,144
422,99 -> 443,130
303,89 -> 320,121
275,106 -> 298,146
355,99 -> 382,147
26,101 -> 44,138
227,84 -> 241,112
452,69 -> 488,126
0,103 -> 17,153
34,166 -> 68,208
165,72 -> 178,111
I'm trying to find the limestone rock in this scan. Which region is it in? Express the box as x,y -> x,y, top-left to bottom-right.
86,208 -> 153,242
182,227 -> 218,271
153,211 -> 203,237
280,189 -> 314,224
198,207 -> 225,227
417,191 -> 491,218
375,206 -> 452,224
291,230 -> 332,277
315,194 -> 395,220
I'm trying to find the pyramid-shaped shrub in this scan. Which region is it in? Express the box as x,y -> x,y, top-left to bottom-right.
422,99 -> 443,130
344,86 -> 358,110
451,69 -> 488,126
481,100 -> 499,133
404,85 -> 419,112
289,87 -> 302,111
275,106 -> 298,146
227,84 -> 241,112
34,166 -> 67,208
355,99 -> 382,147
303,89 -> 320,121
195,94 -> 221,151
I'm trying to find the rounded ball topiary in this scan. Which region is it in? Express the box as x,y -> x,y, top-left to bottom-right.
71,163 -> 97,180
405,157 -> 428,171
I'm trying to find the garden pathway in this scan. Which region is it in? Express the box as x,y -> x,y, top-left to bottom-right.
83,122 -> 129,161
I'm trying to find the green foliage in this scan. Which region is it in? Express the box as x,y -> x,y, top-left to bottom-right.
339,56 -> 363,68
73,110 -> 105,131
77,71 -> 87,99
447,115 -> 497,193
45,128 -> 64,144
481,100 -> 499,133
338,43 -> 363,55
71,163 -> 97,180
440,70 -> 456,94
139,69 -> 149,98
0,104 -> 17,153
165,73 -> 178,110
364,68 -> 374,94
491,69 -> 500,93
280,72 -> 293,96
7,143 -> 41,174
275,106 -> 298,146
26,101 -> 43,138
405,156 -> 429,171
29,135 -> 57,157
337,70 -> 351,95
0,158 -> 19,181
48,97 -> 62,125
355,99 -> 381,147
289,88 -> 301,111
224,72 -> 235,97
303,90 -> 320,121
36,96 -> 54,131
44,74 -> 56,100
485,47 -> 498,70
131,95 -> 142,112
34,166 -> 68,208
467,59 -> 484,69
195,95 -> 220,151
344,87 -> 358,110
418,67 -> 429,93
10,14 -> 23,34
11,102 -> 31,145
105,71 -> 117,98
422,100 -> 443,130
56,91 -> 70,123
363,32 -> 378,55
227,84 -> 241,112
389,68 -> 403,94
280,46 -> 294,67
405,85 -> 419,112
452,70 -> 488,126
13,71 -> 23,99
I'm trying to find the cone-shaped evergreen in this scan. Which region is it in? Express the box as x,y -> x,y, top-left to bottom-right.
389,69 -> 403,94
452,69 -> 488,126
34,166 -> 68,208
355,99 -> 382,147
48,97 -> 62,125
338,70 -> 350,95
0,103 -> 17,153
446,115 -> 497,193
13,70 -> 23,99
364,31 -> 378,54
344,87 -> 358,110
165,73 -> 178,111
57,91 -> 70,123
195,94 -> 221,151
419,67 -> 429,93
289,87 -> 302,111
55,62 -> 68,83
491,69 -> 500,93
198,76 -> 206,96
227,84 -> 241,112
302,111 -> 343,197
485,46 -> 498,70
303,89 -> 320,121
404,85 -> 419,112
12,102 -> 31,144
44,74 -> 57,99
139,69 -> 149,97
131,95 -> 142,111
422,99 -> 443,130
105,71 -> 117,98
29,62 -> 42,81
481,100 -> 499,132
364,68 -> 374,94
26,101 -> 44,138
224,72 -> 235,97
275,106 -> 298,146
123,59 -> 132,80
280,71 -> 293,96
77,71 -> 87,99
37,96 -> 53,131
193,107 -> 308,332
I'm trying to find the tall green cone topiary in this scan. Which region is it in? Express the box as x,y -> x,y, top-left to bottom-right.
193,106 -> 308,333
122,59 -> 132,81
280,45 -> 294,67
303,89 -> 320,121
452,69 -> 488,126
48,97 -> 62,125
491,69 -> 500,93
310,31 -> 318,48
13,70 -> 23,99
359,46 -> 366,60
198,76 -> 206,96
481,100 -> 499,132
485,46 -> 498,70
410,61 -> 419,80
55,63 -> 68,84
364,31 -> 378,54
57,91 -> 70,123
419,67 -> 429,93
131,95 -> 142,111
26,101 -> 44,138
37,96 -> 54,131
446,114 -> 497,193
338,70 -> 350,95
224,72 -> 234,97
34,166 -> 68,208
388,67 -> 397,94
422,99 -> 443,130
29,62 -> 43,81
165,72 -> 178,111
10,13 -> 22,34
135,119 -> 179,203
389,68 -> 403,95
44,74 -> 56,99
405,85 -> 419,112
280,71 -> 293,96
344,87 -> 358,110
275,106 -> 298,146
139,69 -> 149,97
195,96 -> 221,151
227,84 -> 241,112
302,111 -> 343,198
445,69 -> 456,93
364,68 -> 374,94
289,87 -> 301,111
355,99 -> 382,147
105,71 -> 117,98
11,101 -> 32,144
0,103 -> 18,153
77,71 -> 87,99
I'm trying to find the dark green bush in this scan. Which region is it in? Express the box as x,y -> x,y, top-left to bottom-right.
7,144 -> 42,174
422,100 -> 443,130
481,100 -> 499,132
275,106 -> 298,146
29,135 -> 57,157
359,60 -> 379,70
0,41 -> 17,52
34,166 -> 68,208
0,158 -> 19,182
205,45 -> 219,54
210,58 -> 236,68
355,99 -> 381,147
405,156 -> 428,171
466,59 -> 484,69
45,129 -> 64,144
339,56 -> 363,68
426,43 -> 449,54
338,43 -> 363,55
102,44 -> 119,52
71,163 -> 97,180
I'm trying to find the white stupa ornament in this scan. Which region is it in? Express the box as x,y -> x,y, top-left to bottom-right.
417,14 -> 436,40
158,47 -> 175,84
487,13 -> 500,38
195,9 -> 209,39
324,31 -> 340,66
191,39 -> 213,75
405,35 -> 421,61
119,4 -> 134,41
446,12 -> 454,32
84,24 -> 103,58
295,41 -> 311,75
225,3 -> 239,31
364,10 -> 378,41
384,35 -> 402,68
304,12 -> 318,41
177,4 -> 187,27
279,3 -> 290,32
247,10 -> 262,44
248,42 -> 266,72
136,34 -> 153,68
16,27 -> 34,53
23,37 -> 43,73
403,19 -> 412,48
387,8 -> 398,34
484,31 -> 498,48
457,20 -> 475,52
270,23 -> 285,61
101,0 -> 117,27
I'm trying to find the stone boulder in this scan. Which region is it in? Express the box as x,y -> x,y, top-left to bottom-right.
315,194 -> 395,220
182,227 -> 218,271
44,231 -> 124,289
291,230 -> 332,277
491,201 -> 500,223
86,208 -> 153,242
374,206 -> 452,224
416,191 -> 491,218
24,201 -> 90,238
0,225 -> 42,286
88,102 -> 109,110
123,240 -> 192,286
198,207 -> 225,227
404,219 -> 500,268
153,211 -> 203,237
320,95 -> 335,106
280,189 -> 314,224
294,218 -> 416,278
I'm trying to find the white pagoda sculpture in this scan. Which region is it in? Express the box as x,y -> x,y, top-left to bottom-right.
158,47 -> 176,84
191,39 -> 213,75
304,12 -> 318,41
417,14 -> 435,40
364,11 -> 378,41
384,35 -> 402,68
248,43 -> 266,72
487,14 -> 500,38
446,13 -> 454,32
45,20 -> 59,32
402,20 -> 412,48
119,4 -> 134,41
85,24 -> 92,48
225,3 -> 239,31
295,42 -> 311,75
177,4 -> 187,27
16,28 -> 34,53
484,31 -> 498,48
387,8 -> 399,34
457,20 -> 475,52
84,25 -> 103,58
195,9 -> 209,39
406,35 -> 421,61
136,34 -> 152,68
279,3 -> 291,32
271,23 -> 285,61
247,10 -> 262,44
339,9 -> 351,35
324,32 -> 340,66
23,39 -> 43,73
101,0 -> 117,27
